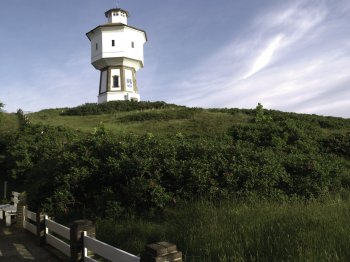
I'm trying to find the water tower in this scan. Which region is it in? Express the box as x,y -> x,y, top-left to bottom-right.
86,7 -> 147,103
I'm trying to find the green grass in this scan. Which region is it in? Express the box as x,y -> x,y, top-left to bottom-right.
96,198 -> 350,261
5,102 -> 349,140
27,108 -> 249,138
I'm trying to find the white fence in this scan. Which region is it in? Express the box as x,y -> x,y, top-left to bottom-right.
83,233 -> 140,262
22,207 -> 140,262
23,208 -> 37,234
45,217 -> 71,257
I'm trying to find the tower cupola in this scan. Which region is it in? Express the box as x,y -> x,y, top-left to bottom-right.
105,8 -> 128,24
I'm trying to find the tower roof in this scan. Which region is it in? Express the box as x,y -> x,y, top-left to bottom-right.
86,23 -> 148,42
104,8 -> 129,18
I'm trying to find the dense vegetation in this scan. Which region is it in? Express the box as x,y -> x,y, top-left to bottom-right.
1,101 -> 350,260
61,101 -> 182,116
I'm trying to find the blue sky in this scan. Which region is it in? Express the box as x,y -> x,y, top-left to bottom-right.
0,0 -> 349,117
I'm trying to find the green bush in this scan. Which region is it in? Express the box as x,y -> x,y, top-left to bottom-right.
61,101 -> 182,116
1,102 -> 350,220
322,132 -> 350,157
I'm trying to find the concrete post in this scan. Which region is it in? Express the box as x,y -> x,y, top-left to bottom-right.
140,242 -> 183,262
70,220 -> 95,262
15,204 -> 25,229
14,193 -> 24,229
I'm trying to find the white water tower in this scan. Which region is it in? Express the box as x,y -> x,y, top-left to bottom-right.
86,7 -> 147,103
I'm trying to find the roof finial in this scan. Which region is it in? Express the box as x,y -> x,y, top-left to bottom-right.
116,0 -> 120,8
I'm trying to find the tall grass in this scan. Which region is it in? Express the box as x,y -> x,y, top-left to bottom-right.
96,198 -> 350,261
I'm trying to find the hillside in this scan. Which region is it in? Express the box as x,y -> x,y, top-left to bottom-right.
25,105 -> 249,139
1,101 -> 349,204
2,101 -> 350,260
4,101 -> 350,137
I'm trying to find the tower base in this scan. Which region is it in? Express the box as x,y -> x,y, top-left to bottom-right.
98,92 -> 140,103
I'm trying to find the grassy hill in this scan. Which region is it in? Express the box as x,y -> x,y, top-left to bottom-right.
27,107 -> 243,138
2,101 -> 350,261
3,101 -> 350,201
5,101 -> 350,137
2,101 -> 350,203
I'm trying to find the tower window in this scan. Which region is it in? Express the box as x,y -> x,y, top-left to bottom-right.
96,43 -> 98,50
131,42 -> 135,48
113,75 -> 119,87
112,40 -> 115,46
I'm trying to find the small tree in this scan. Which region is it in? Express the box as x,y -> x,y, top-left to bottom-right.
254,103 -> 272,123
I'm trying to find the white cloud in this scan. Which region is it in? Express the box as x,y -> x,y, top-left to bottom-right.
243,34 -> 284,79
165,1 -> 350,117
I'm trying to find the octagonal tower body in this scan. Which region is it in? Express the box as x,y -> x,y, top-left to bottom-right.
86,8 -> 147,103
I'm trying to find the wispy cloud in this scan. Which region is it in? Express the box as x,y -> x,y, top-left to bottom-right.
163,1 -> 350,117
243,34 -> 284,79
1,1 -> 349,118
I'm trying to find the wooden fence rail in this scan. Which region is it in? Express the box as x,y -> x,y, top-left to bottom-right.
45,217 -> 71,257
83,232 -> 140,262
13,205 -> 183,262
23,208 -> 37,235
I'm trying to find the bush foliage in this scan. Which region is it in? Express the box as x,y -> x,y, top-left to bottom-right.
61,101 -> 182,116
0,102 -> 350,219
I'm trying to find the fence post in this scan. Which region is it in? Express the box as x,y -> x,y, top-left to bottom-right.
23,206 -> 27,228
36,210 -> 45,245
15,196 -> 24,229
70,220 -> 95,262
44,215 -> 49,236
140,242 -> 183,262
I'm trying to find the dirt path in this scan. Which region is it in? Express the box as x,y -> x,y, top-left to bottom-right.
0,223 -> 59,261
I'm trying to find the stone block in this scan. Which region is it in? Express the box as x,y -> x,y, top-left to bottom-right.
141,242 -> 182,262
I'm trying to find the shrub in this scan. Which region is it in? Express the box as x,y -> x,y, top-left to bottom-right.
2,102 -> 350,219
61,101 -> 183,116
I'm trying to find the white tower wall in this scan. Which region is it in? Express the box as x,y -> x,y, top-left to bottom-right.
100,70 -> 107,93
90,28 -> 145,67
